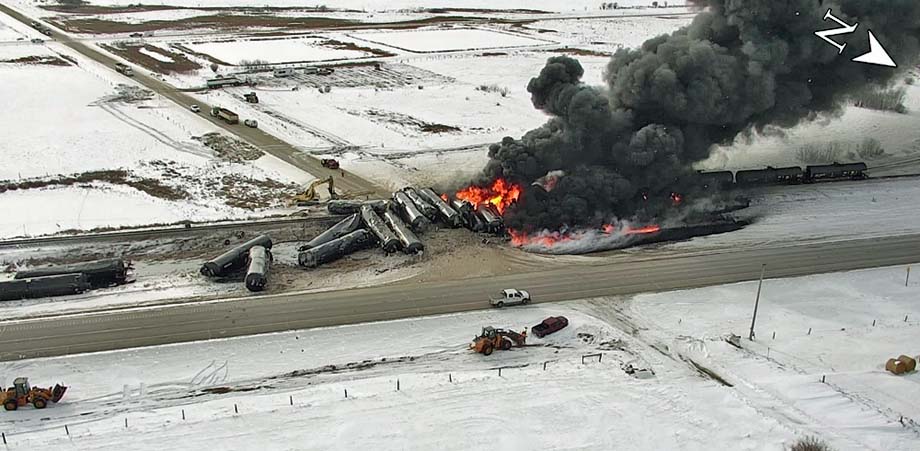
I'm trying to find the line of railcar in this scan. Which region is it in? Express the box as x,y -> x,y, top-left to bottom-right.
698,162 -> 868,189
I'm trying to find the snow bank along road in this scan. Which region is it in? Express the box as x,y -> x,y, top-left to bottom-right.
1,233 -> 918,360
0,3 -> 386,198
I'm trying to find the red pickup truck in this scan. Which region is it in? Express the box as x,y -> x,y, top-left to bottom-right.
532,316 -> 568,338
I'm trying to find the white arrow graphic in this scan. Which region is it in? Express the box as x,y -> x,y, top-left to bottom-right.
852,30 -> 897,67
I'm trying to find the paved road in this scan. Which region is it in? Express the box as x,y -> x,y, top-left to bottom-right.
0,3 -> 386,198
1,234 -> 918,361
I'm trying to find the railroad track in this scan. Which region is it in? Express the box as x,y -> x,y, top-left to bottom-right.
0,215 -> 343,248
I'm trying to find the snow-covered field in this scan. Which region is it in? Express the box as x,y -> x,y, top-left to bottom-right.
184,36 -> 374,65
669,177 -> 920,250
0,25 -> 314,237
354,28 -> 552,52
3,265 -> 918,450
18,0 -> 681,13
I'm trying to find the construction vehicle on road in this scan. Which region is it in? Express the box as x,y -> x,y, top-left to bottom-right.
3,377 -> 67,411
470,326 -> 527,356
115,63 -> 133,76
210,106 -> 239,125
290,176 -> 337,206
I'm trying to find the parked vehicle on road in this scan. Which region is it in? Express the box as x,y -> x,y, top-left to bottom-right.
490,288 -> 531,308
190,104 -> 200,113
532,316 -> 568,338
244,119 -> 258,128
321,158 -> 340,169
129,32 -> 143,38
30,38 -> 43,44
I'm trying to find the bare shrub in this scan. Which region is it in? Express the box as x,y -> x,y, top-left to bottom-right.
851,87 -> 907,113
238,59 -> 270,69
856,138 -> 885,160
476,84 -> 510,97
795,142 -> 846,164
790,436 -> 833,451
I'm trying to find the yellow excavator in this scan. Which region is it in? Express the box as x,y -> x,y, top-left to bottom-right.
289,176 -> 376,207
290,176 -> 337,206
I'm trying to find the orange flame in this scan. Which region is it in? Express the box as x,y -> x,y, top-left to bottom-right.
456,178 -> 522,215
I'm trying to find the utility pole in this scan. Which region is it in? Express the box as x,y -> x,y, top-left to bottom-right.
749,264 -> 766,341
907,266 -> 911,287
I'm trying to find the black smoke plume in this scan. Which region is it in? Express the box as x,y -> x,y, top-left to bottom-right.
481,0 -> 920,232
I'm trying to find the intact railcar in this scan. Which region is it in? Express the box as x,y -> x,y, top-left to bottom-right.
735,166 -> 803,186
804,162 -> 868,183
696,171 -> 734,190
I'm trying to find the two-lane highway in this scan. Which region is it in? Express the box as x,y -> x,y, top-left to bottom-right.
1,234 -> 917,360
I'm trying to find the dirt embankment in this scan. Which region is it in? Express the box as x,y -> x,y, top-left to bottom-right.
0,55 -> 71,66
0,170 -> 189,201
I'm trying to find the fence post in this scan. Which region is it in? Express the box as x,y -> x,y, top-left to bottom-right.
234,404 -> 239,414
873,319 -> 877,327
182,409 -> 186,420
397,379 -> 400,391
581,355 -> 585,364
807,327 -> 812,335
905,315 -> 909,322
449,373 -> 452,383
2,432 -> 5,445
344,389 -> 348,398
498,368 -> 502,377
65,425 -> 69,436
125,418 -> 128,428
821,375 -> 826,383
772,331 -> 775,340
289,395 -> 293,406
907,266 -> 911,287
543,361 -> 547,371
599,354 -> 603,363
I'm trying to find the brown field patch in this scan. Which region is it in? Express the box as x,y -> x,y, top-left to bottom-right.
101,43 -> 201,74
546,47 -> 613,57
0,55 -> 70,66
0,170 -> 189,201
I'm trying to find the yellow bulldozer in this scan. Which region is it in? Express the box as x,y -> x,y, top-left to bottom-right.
470,326 -> 527,356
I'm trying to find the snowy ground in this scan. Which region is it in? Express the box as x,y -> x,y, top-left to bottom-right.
353,28 -> 553,52
184,36 -> 374,65
0,21 -> 315,238
14,0 -> 684,14
2,264 -> 918,450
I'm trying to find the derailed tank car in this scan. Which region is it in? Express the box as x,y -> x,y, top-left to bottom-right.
392,192 -> 429,231
327,200 -> 388,215
298,229 -> 372,268
201,235 -> 272,277
299,214 -> 362,251
418,188 -> 461,227
0,273 -> 91,301
244,246 -> 272,292
360,205 -> 400,253
805,162 -> 868,182
382,209 -> 424,254
402,187 -> 438,219
15,259 -> 133,288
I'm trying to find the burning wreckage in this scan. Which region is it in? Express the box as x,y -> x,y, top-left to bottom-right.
439,0 -> 920,253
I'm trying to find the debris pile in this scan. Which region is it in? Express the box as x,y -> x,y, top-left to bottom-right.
299,186 -> 505,269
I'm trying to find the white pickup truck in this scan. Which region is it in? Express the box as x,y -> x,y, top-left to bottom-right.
490,288 -> 531,308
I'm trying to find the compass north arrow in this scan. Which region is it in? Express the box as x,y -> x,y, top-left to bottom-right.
851,30 -> 897,67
